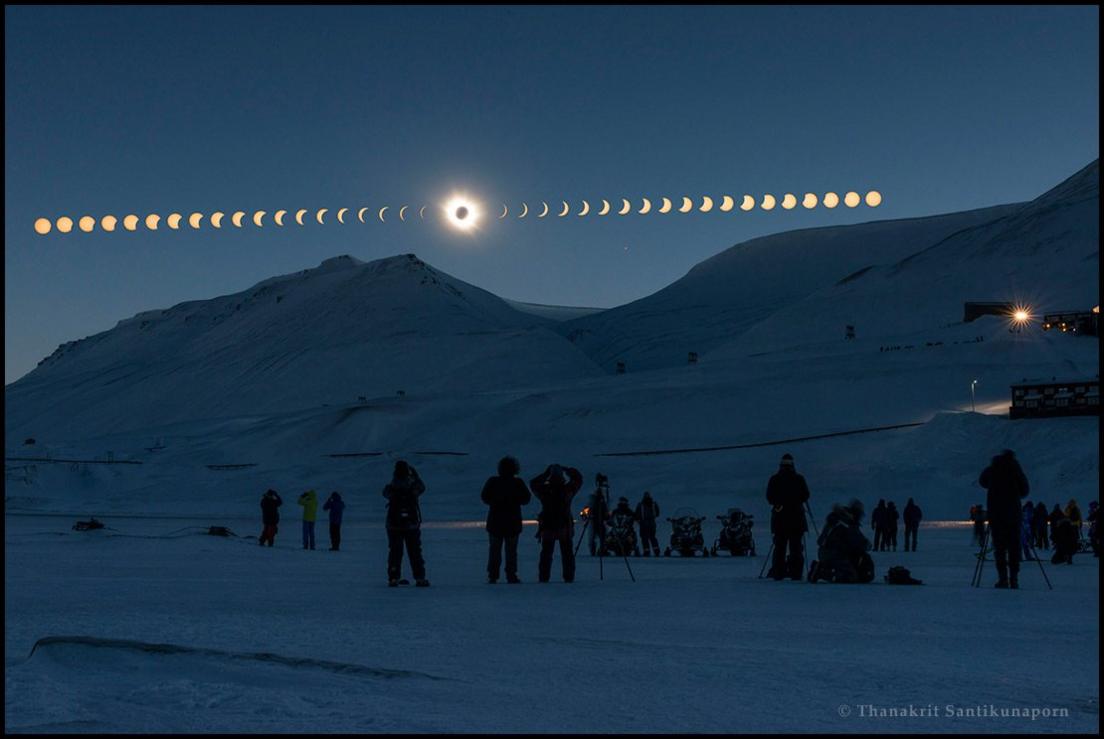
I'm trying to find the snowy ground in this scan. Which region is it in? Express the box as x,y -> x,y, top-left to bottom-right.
4,515 -> 1098,733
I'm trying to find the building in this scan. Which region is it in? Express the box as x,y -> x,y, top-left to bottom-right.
1009,377 -> 1100,419
963,302 -> 1015,322
1042,306 -> 1099,337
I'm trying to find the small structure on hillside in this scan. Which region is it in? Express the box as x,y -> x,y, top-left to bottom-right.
845,325 -> 855,340
1042,307 -> 1099,337
616,361 -> 626,375
1009,377 -> 1100,419
964,301 -> 1015,322
688,351 -> 698,364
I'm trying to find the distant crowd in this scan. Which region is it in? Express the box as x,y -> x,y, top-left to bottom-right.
253,450 -> 1101,589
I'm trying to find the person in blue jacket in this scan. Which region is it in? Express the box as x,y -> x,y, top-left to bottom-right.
323,491 -> 346,551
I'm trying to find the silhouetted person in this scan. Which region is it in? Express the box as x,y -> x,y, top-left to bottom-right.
586,476 -> 610,556
1065,499 -> 1083,538
1049,504 -> 1064,546
809,499 -> 874,583
903,498 -> 922,552
297,489 -> 318,550
635,491 -> 661,556
766,453 -> 810,581
871,500 -> 887,551
481,456 -> 531,584
1050,512 -> 1078,565
884,501 -> 900,552
530,463 -> 583,583
978,450 -> 1029,588
259,489 -> 282,546
383,461 -> 429,586
1020,501 -> 1035,561
1032,501 -> 1049,550
1087,501 -> 1100,558
608,496 -> 639,556
323,491 -> 345,551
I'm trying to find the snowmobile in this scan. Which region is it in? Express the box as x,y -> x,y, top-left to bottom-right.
603,509 -> 640,557
711,508 -> 756,556
664,507 -> 709,557
72,518 -> 105,532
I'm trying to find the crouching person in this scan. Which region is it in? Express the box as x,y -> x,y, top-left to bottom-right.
481,456 -> 531,583
808,499 -> 874,583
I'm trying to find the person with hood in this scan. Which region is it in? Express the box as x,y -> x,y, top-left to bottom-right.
1065,499 -> 1083,538
1050,511 -> 1078,565
383,460 -> 429,587
1032,501 -> 1050,550
765,453 -> 810,581
871,500 -> 887,551
480,456 -> 531,584
1049,503 -> 1065,546
323,491 -> 345,551
808,499 -> 874,583
529,463 -> 584,583
1086,501 -> 1100,558
259,489 -> 282,546
978,449 -> 1030,588
608,496 -> 640,556
884,501 -> 900,552
297,489 -> 318,550
1020,501 -> 1036,561
902,498 -> 922,552
586,475 -> 610,556
635,491 -> 661,557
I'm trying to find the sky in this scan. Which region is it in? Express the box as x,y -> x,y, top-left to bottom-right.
4,5 -> 1099,384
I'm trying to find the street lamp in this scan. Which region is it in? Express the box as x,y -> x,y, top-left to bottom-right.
971,379 -> 978,412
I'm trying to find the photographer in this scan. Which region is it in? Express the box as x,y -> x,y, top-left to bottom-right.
297,489 -> 318,550
586,474 -> 610,556
383,460 -> 429,587
529,463 -> 583,583
323,491 -> 345,551
808,499 -> 874,583
635,491 -> 661,557
481,456 -> 531,584
978,449 -> 1029,588
258,489 -> 282,547
765,453 -> 810,580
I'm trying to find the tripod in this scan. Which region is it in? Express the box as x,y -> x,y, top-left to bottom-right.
759,501 -> 818,579
574,480 -> 635,582
971,522 -> 1052,590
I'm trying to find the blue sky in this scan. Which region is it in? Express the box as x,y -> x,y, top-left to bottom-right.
4,5 -> 1099,383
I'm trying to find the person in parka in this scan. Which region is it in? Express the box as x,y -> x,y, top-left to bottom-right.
978,449 -> 1030,588
902,498 -> 922,552
1032,501 -> 1050,550
808,499 -> 874,583
884,501 -> 900,552
765,453 -> 810,580
1050,512 -> 1078,565
481,456 -> 531,583
323,491 -> 345,551
871,499 -> 887,551
586,475 -> 610,556
297,489 -> 318,550
1065,499 -> 1083,538
529,463 -> 584,583
383,461 -> 429,586
259,489 -> 282,546
635,491 -> 661,556
1086,501 -> 1100,557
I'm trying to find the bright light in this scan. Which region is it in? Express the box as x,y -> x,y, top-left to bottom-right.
443,194 -> 481,232
1013,308 -> 1030,323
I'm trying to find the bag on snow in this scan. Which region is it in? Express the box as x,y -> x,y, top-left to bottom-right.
884,565 -> 923,585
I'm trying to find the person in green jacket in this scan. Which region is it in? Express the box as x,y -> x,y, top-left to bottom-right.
298,489 -> 318,550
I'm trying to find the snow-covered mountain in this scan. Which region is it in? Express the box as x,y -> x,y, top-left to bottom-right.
560,160 -> 1099,371
4,254 -> 603,440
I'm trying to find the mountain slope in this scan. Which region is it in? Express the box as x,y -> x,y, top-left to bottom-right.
4,254 -> 603,440
558,203 -> 1023,372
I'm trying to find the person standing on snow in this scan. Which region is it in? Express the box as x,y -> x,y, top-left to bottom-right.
480,455 -> 531,584
884,501 -> 900,552
978,449 -> 1029,589
259,489 -> 282,547
1020,501 -> 1036,562
1086,501 -> 1100,558
383,460 -> 429,587
902,498 -> 922,552
766,453 -> 810,581
323,491 -> 345,551
1065,499 -> 1083,539
586,474 -> 610,556
297,489 -> 318,550
1032,501 -> 1049,550
871,500 -> 887,551
635,491 -> 661,557
530,463 -> 584,583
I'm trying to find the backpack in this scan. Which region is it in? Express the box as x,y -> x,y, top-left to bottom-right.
885,565 -> 923,585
